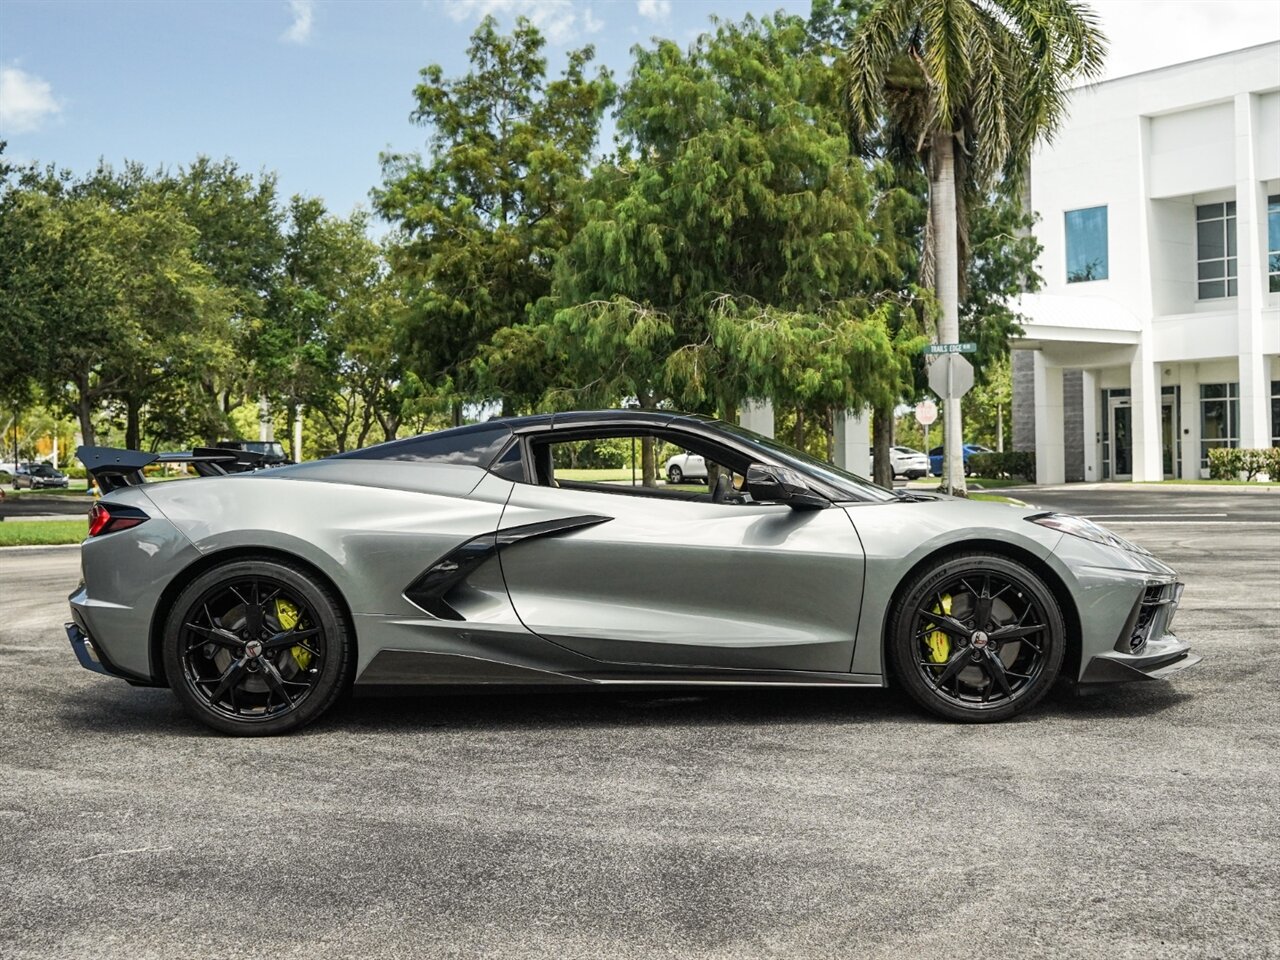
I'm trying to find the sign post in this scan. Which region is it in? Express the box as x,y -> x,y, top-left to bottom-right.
915,400 -> 938,457
923,346 -> 976,493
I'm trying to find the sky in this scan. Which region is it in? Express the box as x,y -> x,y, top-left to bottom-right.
2,0 -> 1278,222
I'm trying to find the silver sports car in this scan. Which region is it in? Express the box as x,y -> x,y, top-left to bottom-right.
68,411 -> 1199,736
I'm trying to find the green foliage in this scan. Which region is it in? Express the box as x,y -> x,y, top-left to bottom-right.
375,15 -> 615,413
508,13 -> 926,422
1208,448 -> 1280,482
968,450 -> 1035,481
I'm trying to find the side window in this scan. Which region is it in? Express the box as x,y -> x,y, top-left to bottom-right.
531,432 -> 750,503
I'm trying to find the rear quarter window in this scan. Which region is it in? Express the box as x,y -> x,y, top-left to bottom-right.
335,423 -> 512,468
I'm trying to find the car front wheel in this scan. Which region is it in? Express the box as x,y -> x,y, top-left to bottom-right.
667,466 -> 683,484
887,552 -> 1065,722
162,557 -> 353,736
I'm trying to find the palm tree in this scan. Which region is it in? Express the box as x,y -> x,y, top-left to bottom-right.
844,0 -> 1106,493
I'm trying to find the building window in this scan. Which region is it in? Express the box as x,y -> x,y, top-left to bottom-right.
1200,382 -> 1239,467
1268,196 -> 1279,294
1065,206 -> 1108,282
1196,201 -> 1237,299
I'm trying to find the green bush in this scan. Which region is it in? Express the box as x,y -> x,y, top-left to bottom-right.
968,451 -> 1036,481
1208,447 -> 1280,481
63,465 -> 87,479
0,470 -> 11,485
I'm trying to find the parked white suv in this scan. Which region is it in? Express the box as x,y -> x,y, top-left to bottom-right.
872,446 -> 930,480
664,452 -> 707,483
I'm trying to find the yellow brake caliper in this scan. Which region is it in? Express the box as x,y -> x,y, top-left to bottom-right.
925,594 -> 953,664
275,598 -> 311,670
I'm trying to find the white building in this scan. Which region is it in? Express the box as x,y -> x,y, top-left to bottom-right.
1012,42 -> 1280,482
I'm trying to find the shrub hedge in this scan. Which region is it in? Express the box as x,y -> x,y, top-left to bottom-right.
967,451 -> 1036,481
1207,447 -> 1280,482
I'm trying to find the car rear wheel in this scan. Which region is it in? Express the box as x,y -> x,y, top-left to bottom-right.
162,558 -> 352,736
887,553 -> 1065,722
667,466 -> 683,484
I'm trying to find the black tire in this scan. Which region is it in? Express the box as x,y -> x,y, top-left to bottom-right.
887,552 -> 1065,722
162,557 -> 353,736
668,466 -> 683,484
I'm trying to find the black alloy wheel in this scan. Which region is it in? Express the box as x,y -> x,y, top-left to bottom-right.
162,558 -> 352,736
888,552 -> 1065,722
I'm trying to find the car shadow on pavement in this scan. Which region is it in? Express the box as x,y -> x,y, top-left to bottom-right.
56,675 -> 1192,738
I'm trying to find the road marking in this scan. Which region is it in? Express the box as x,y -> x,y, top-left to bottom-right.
1084,513 -> 1228,519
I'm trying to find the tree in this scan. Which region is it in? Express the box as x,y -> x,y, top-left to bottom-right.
160,158 -> 285,440
374,15 -> 615,422
844,0 -> 1105,493
503,14 -> 923,482
255,198 -> 377,458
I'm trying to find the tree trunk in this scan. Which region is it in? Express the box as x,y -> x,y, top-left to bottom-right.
75,378 -> 96,448
451,401 -> 463,427
792,408 -> 805,452
997,405 -> 1005,453
125,398 -> 141,451
872,402 -> 894,488
931,132 -> 966,496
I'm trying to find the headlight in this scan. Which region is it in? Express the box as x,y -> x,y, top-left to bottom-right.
1027,513 -> 1149,555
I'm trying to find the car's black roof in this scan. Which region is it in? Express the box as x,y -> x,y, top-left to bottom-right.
335,410 -> 717,466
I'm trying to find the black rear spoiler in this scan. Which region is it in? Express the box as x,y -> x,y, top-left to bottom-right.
77,445 -> 275,493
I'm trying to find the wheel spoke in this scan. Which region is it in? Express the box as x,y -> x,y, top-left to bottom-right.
990,623 -> 1045,642
244,582 -> 263,637
260,660 -> 294,708
982,649 -> 1014,699
973,576 -> 994,631
930,647 -> 972,689
184,623 -> 243,649
917,609 -> 970,639
262,626 -> 321,651
207,658 -> 247,703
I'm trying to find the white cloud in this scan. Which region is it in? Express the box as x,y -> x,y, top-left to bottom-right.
443,0 -> 604,45
1090,0 -> 1280,80
636,0 -> 670,21
281,0 -> 315,45
0,65 -> 61,134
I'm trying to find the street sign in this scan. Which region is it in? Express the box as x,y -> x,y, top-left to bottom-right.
923,342 -> 978,355
914,400 -> 938,426
927,353 -> 974,400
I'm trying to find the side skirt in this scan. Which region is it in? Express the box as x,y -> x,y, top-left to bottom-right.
356,649 -> 884,689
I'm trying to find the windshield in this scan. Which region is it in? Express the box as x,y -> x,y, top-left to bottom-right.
33,464 -> 57,476
711,420 -> 897,502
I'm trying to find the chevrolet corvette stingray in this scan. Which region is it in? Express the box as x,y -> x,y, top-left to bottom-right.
67,411 -> 1199,735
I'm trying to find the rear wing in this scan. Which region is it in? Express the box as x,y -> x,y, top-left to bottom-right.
77,445 -> 277,493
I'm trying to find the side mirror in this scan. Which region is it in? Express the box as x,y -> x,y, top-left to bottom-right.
745,463 -> 827,509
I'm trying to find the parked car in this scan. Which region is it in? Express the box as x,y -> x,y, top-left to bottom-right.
872,445 -> 930,480
67,410 -> 1198,736
664,451 -> 707,483
929,444 -> 996,477
13,461 -> 70,489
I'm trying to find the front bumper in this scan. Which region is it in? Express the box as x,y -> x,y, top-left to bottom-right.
1080,634 -> 1202,684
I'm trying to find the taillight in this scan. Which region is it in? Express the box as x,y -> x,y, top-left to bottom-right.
88,502 -> 149,537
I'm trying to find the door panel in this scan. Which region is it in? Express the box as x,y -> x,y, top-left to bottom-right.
497,485 -> 866,672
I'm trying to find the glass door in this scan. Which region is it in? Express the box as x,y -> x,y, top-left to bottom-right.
1161,399 -> 1179,479
1109,397 -> 1133,480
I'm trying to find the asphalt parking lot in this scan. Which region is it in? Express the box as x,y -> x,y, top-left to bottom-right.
2,491 -> 1278,959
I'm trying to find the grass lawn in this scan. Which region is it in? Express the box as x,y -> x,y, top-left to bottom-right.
968,492 -> 1029,506
554,467 -> 647,483
4,482 -> 91,497
0,519 -> 87,547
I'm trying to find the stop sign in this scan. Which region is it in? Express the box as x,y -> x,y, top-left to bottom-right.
915,400 -> 938,426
